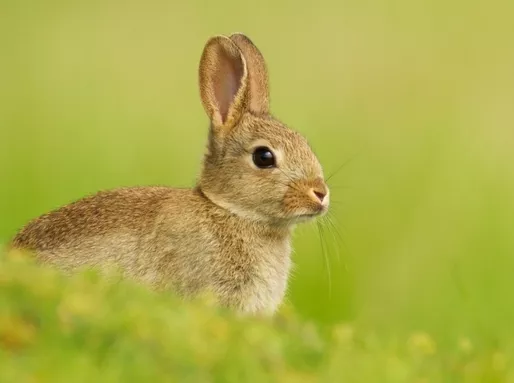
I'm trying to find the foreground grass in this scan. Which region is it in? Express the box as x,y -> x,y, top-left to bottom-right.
0,250 -> 511,383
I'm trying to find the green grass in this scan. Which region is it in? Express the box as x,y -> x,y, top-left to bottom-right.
0,250 -> 511,382
1,0 -> 514,380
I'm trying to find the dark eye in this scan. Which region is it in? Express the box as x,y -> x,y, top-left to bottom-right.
252,146 -> 276,168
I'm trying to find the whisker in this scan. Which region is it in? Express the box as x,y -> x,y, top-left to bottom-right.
319,217 -> 339,267
326,184 -> 353,191
324,214 -> 349,271
316,220 -> 332,300
276,166 -> 303,193
272,177 -> 297,190
325,154 -> 358,183
325,213 -> 345,242
327,211 -> 349,240
319,213 -> 351,276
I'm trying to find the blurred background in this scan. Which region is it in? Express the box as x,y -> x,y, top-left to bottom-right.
1,0 -> 513,340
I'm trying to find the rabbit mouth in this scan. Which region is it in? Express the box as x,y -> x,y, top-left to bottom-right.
295,200 -> 329,217
295,207 -> 327,221
288,212 -> 324,224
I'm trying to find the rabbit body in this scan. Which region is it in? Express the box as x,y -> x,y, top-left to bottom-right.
12,186 -> 291,314
11,33 -> 329,315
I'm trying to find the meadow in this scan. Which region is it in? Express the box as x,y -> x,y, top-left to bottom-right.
1,0 -> 513,381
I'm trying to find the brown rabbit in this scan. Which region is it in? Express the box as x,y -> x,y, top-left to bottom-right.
10,33 -> 330,316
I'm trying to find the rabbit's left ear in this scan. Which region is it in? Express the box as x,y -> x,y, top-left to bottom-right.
229,33 -> 270,115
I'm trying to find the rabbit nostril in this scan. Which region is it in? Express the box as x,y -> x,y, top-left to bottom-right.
313,190 -> 326,203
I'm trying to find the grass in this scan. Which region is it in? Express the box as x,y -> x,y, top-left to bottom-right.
0,249 -> 511,382
1,0 -> 514,380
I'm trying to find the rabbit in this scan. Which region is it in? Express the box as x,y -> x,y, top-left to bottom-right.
10,33 -> 330,316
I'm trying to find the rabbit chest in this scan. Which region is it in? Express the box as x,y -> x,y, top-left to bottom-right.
211,232 -> 293,315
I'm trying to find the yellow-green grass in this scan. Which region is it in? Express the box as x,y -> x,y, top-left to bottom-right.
0,250 -> 511,382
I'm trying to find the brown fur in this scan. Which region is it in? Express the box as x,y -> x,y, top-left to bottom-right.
10,33 -> 330,315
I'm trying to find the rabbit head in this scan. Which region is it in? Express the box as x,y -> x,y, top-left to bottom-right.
198,33 -> 329,225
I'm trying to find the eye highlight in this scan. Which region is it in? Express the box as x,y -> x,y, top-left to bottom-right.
252,146 -> 276,168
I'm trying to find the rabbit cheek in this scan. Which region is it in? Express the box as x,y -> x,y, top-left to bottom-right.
283,188 -> 306,218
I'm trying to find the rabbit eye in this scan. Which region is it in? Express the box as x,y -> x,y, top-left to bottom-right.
252,147 -> 276,168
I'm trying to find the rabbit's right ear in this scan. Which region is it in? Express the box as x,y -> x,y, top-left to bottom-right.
199,36 -> 248,134
229,33 -> 269,115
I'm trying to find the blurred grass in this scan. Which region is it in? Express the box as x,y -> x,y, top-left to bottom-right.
1,249 -> 513,382
1,0 -> 514,365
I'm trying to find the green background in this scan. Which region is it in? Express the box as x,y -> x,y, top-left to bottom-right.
1,0 -> 513,340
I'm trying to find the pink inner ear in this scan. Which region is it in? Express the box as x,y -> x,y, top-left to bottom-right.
213,49 -> 244,123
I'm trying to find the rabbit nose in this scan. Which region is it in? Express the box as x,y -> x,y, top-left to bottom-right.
312,189 -> 326,203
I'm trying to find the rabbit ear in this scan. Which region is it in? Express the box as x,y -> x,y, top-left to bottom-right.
229,33 -> 269,115
199,36 -> 248,132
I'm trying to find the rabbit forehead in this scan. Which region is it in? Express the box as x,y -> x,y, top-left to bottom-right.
233,114 -> 324,178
